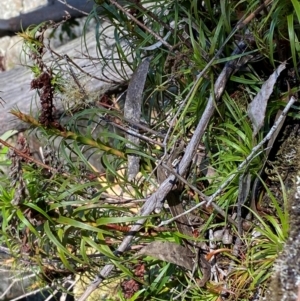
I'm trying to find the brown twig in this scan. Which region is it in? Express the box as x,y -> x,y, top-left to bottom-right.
57,0 -> 90,16
0,138 -> 59,173
48,47 -> 120,84
126,0 -> 192,48
236,0 -> 273,29
108,0 -> 173,51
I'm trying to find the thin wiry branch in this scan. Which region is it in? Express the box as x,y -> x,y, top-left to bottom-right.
57,0 -> 90,16
108,0 -> 173,51
161,162 -> 238,227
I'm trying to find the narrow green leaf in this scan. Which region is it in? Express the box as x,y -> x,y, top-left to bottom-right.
25,203 -> 55,225
82,236 -> 118,260
0,130 -> 18,141
291,0 -> 300,23
16,209 -> 40,238
80,238 -> 90,264
56,216 -> 108,234
287,13 -> 299,75
96,215 -> 150,225
44,221 -> 84,264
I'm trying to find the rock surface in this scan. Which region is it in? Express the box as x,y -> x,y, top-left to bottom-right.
0,0 -> 47,70
0,0 -> 93,71
1,0 -> 47,18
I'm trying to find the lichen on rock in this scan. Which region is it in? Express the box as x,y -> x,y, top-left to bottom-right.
268,123 -> 300,301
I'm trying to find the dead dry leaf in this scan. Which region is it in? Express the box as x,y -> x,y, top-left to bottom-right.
248,62 -> 286,137
124,57 -> 151,181
137,241 -> 194,270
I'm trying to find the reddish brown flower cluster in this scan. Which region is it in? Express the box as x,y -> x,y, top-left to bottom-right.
121,279 -> 139,299
31,71 -> 55,127
15,132 -> 31,162
27,22 -> 65,131
121,263 -> 146,299
8,133 -> 31,206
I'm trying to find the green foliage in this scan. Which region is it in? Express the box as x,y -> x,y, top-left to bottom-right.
1,0 -> 300,300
